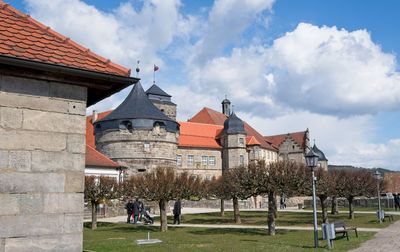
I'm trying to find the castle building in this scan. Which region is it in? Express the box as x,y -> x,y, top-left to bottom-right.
85,82 -> 329,178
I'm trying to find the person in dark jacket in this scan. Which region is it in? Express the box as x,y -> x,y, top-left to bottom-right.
138,200 -> 144,221
132,198 -> 140,223
173,199 -> 182,224
394,193 -> 400,211
125,199 -> 134,223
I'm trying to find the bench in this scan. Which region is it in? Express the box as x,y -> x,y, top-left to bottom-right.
334,220 -> 358,241
383,214 -> 394,222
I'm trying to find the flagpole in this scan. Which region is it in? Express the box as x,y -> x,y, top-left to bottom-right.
153,64 -> 155,84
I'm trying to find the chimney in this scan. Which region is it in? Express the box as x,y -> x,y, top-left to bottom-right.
92,110 -> 98,124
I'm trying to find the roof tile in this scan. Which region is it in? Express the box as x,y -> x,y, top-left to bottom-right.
0,2 -> 130,76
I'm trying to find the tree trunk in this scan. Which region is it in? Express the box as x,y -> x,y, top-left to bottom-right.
273,193 -> 278,218
348,197 -> 355,219
267,191 -> 276,235
159,199 -> 168,232
233,197 -> 241,224
91,201 -> 97,230
320,196 -> 328,224
220,199 -> 225,217
331,196 -> 339,215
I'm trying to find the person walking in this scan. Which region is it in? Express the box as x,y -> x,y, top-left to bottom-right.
394,194 -> 400,211
132,198 -> 140,224
173,199 -> 182,225
125,199 -> 134,223
138,200 -> 144,221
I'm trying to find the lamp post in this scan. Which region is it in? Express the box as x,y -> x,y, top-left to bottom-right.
306,149 -> 320,248
374,170 -> 382,223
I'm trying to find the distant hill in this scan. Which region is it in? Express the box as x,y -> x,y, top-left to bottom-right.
328,165 -> 397,175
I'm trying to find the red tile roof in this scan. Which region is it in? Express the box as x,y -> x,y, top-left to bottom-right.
179,121 -> 223,149
86,111 -> 112,148
264,131 -> 308,150
246,136 -> 261,146
189,107 -> 276,151
86,144 -> 120,168
0,2 -> 130,76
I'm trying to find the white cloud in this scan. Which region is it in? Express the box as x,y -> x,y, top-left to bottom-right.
268,23 -> 400,116
190,0 -> 275,65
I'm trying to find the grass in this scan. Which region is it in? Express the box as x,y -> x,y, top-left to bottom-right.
83,222 -> 374,252
178,211 -> 397,228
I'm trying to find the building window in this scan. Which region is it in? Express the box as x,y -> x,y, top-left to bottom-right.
239,138 -> 244,145
268,151 -> 270,159
144,143 -> 150,152
176,155 -> 182,166
240,155 -> 244,166
202,156 -> 208,165
209,156 -> 216,166
188,155 -> 194,166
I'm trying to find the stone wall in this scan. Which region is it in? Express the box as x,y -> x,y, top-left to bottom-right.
0,75 -> 86,252
278,137 -> 305,163
151,100 -> 176,121
96,127 -> 178,174
176,148 -> 222,179
222,133 -> 248,169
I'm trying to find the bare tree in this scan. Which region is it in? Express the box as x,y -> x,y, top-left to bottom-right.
315,168 -> 333,223
132,167 -> 203,231
337,170 -> 376,219
84,176 -> 118,230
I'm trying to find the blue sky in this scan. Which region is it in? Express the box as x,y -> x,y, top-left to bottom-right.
7,0 -> 400,170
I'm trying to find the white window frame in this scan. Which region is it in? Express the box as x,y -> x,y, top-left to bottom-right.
188,155 -> 194,166
176,155 -> 182,166
208,156 -> 216,166
202,156 -> 208,166
240,155 -> 244,166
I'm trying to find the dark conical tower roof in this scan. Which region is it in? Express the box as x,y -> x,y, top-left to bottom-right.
223,112 -> 246,134
94,82 -> 179,133
146,84 -> 171,97
312,144 -> 328,161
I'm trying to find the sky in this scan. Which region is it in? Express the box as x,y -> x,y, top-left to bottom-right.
7,0 -> 400,170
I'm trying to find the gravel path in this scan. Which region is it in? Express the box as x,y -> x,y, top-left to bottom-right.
348,220 -> 400,252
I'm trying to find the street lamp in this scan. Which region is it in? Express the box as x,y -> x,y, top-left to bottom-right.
374,170 -> 382,223
305,149 -> 320,248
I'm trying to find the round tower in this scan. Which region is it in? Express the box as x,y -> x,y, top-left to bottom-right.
312,143 -> 328,171
93,82 -> 179,174
221,112 -> 248,170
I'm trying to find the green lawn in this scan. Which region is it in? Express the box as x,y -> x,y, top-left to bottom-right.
83,222 -> 374,252
178,211 -> 396,228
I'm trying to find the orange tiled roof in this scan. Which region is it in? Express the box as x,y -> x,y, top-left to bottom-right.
264,131 -> 307,150
246,136 -> 261,146
0,2 -> 130,76
179,121 -> 223,149
86,144 -> 120,168
86,111 -> 112,148
189,107 -> 276,151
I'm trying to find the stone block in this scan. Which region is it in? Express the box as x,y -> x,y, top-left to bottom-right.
67,134 -> 86,154
0,128 -> 66,151
68,101 -> 86,115
0,173 -> 65,193
0,107 -> 22,129
63,213 -> 83,233
64,171 -> 84,193
0,238 -> 4,252
0,214 -> 63,237
0,194 -> 19,215
49,82 -> 87,101
43,193 -> 83,214
0,75 -> 49,97
0,92 -> 70,114
22,110 -> 85,134
0,150 -> 8,169
4,234 -> 82,252
8,151 -> 31,171
32,151 -> 84,172
17,193 -> 43,215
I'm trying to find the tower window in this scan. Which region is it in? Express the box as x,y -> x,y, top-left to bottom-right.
239,138 -> 244,145
240,155 -> 244,166
208,156 -> 216,166
144,143 -> 150,152
176,155 -> 182,166
202,156 -> 208,166
188,155 -> 194,166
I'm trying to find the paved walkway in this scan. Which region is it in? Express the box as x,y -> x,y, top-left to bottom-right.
349,220 -> 400,252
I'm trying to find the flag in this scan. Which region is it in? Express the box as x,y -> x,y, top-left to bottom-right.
154,64 -> 159,71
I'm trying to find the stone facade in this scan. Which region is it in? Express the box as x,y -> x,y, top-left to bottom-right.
176,148 -> 222,179
278,137 -> 307,163
151,100 -> 177,121
95,127 -> 178,175
221,133 -> 248,170
0,75 -> 87,252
